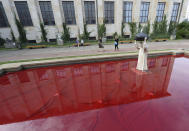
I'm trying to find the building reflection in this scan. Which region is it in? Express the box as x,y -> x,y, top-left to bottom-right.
0,55 -> 175,125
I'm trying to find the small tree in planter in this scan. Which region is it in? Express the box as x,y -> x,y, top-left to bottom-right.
62,23 -> 70,42
176,21 -> 189,39
143,21 -> 150,36
0,35 -> 5,47
138,22 -> 142,33
113,32 -> 118,39
152,19 -> 159,34
40,22 -> 47,42
151,16 -> 169,39
121,22 -> 125,37
168,21 -> 177,35
82,23 -> 91,40
98,23 -> 106,39
15,16 -> 27,43
168,21 -> 177,39
128,22 -> 137,39
11,29 -> 16,42
158,15 -> 168,34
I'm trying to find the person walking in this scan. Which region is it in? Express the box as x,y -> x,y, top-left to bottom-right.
114,36 -> 119,50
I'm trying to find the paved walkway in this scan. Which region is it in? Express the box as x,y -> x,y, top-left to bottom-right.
0,40 -> 189,62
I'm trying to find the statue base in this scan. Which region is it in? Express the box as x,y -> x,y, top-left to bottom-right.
131,68 -> 151,75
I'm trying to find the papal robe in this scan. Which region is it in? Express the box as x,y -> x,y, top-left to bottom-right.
136,40 -> 148,71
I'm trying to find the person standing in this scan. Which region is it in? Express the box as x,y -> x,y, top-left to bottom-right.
114,36 -> 119,50
76,38 -> 79,47
98,37 -> 104,48
81,39 -> 84,46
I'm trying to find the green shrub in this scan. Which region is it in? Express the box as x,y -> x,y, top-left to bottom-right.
62,23 -> 70,42
151,16 -> 169,39
10,29 -> 16,42
176,21 -> 189,39
128,22 -> 137,39
40,23 -> 47,42
15,16 -> 27,43
168,21 -> 177,35
138,22 -> 142,33
159,16 -> 168,34
0,36 -> 5,46
121,22 -> 125,37
143,21 -> 150,36
81,23 -> 91,40
113,32 -> 118,39
98,23 -> 106,38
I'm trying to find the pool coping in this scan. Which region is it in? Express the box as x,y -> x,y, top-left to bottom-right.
0,49 -> 188,76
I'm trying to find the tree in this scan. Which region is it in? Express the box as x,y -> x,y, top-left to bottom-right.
168,21 -> 177,35
152,19 -> 159,34
143,21 -> 150,36
11,29 -> 16,42
158,15 -> 168,34
15,16 -> 27,43
62,23 -> 70,42
0,35 -> 5,46
113,32 -> 118,39
121,22 -> 125,37
176,21 -> 189,39
151,16 -> 169,39
98,23 -> 106,38
128,22 -> 137,39
82,23 -> 91,40
40,22 -> 47,42
138,22 -> 142,33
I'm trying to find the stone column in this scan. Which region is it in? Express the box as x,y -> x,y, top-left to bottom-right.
97,0 -> 104,24
2,0 -> 19,39
51,0 -> 63,33
179,0 -> 189,22
149,0 -> 158,33
166,0 -> 173,23
115,0 -> 123,35
133,0 -> 141,23
27,0 -> 41,42
75,0 -> 84,36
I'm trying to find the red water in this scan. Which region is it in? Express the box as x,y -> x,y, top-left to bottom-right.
0,55 -> 189,131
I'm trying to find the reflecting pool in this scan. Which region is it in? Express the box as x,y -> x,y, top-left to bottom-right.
0,55 -> 189,131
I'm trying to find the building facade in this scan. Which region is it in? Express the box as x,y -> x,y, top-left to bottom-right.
0,0 -> 188,43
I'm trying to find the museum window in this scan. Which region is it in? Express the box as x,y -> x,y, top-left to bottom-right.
104,1 -> 114,24
62,1 -> 76,25
156,2 -> 165,22
39,1 -> 55,25
0,2 -> 9,27
140,2 -> 150,23
15,1 -> 33,26
84,1 -> 96,24
171,3 -> 180,22
123,1 -> 133,23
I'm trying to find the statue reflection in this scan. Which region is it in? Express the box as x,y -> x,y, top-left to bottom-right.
0,55 -> 174,125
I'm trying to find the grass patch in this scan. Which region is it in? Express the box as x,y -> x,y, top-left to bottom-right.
0,48 -> 19,51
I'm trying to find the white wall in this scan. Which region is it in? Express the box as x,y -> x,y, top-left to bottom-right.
0,0 -> 188,41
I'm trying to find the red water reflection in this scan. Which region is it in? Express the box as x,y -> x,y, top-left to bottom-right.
1,55 -> 189,131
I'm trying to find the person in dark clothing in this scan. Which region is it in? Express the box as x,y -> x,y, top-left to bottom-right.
98,37 -> 104,48
114,37 -> 119,50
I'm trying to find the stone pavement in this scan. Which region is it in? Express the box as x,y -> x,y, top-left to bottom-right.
0,40 -> 189,62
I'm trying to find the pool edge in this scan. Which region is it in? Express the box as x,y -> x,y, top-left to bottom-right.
0,49 -> 187,76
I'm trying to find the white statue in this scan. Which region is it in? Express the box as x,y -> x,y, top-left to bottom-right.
135,37 -> 148,71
